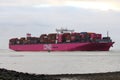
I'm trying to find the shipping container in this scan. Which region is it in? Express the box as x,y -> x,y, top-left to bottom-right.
48,33 -> 57,43
40,34 -> 48,43
58,34 -> 62,43
62,33 -> 71,42
96,34 -> 102,39
9,38 -> 19,45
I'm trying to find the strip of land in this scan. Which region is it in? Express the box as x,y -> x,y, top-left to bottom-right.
0,68 -> 120,80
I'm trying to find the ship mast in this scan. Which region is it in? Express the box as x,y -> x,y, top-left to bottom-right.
107,31 -> 109,37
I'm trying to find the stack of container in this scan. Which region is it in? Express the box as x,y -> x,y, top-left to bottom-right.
29,37 -> 39,44
19,37 -> 25,44
62,33 -> 71,42
40,34 -> 48,43
57,34 -> 62,43
96,34 -> 102,39
89,33 -> 97,42
48,33 -> 57,43
80,32 -> 88,42
9,38 -> 18,45
71,33 -> 80,42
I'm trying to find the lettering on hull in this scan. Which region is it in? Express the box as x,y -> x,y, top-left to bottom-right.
43,44 -> 52,50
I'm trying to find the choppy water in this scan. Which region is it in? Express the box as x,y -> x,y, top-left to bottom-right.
0,49 -> 120,74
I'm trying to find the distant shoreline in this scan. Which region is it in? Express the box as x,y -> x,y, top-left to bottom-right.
0,68 -> 120,80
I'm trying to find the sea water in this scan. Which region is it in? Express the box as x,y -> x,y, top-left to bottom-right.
0,49 -> 120,74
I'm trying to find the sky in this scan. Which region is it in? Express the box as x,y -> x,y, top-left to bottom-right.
0,0 -> 120,50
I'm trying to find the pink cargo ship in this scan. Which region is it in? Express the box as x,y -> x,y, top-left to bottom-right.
9,29 -> 114,51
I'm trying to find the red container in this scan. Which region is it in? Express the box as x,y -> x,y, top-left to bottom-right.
80,34 -> 85,38
90,33 -> 96,39
71,36 -> 75,41
58,34 -> 62,43
96,34 -> 102,39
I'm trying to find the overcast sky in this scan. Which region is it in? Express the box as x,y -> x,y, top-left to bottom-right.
0,0 -> 120,50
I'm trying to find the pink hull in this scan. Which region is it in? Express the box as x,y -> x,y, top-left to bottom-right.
9,42 -> 114,51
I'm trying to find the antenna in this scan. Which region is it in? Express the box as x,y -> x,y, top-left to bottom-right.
107,31 -> 109,37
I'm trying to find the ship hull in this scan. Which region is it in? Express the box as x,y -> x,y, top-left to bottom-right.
9,42 -> 114,51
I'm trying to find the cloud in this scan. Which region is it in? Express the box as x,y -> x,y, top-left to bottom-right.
67,1 -> 120,11
1,0 -> 119,11
0,0 -> 65,7
0,0 -> 119,6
